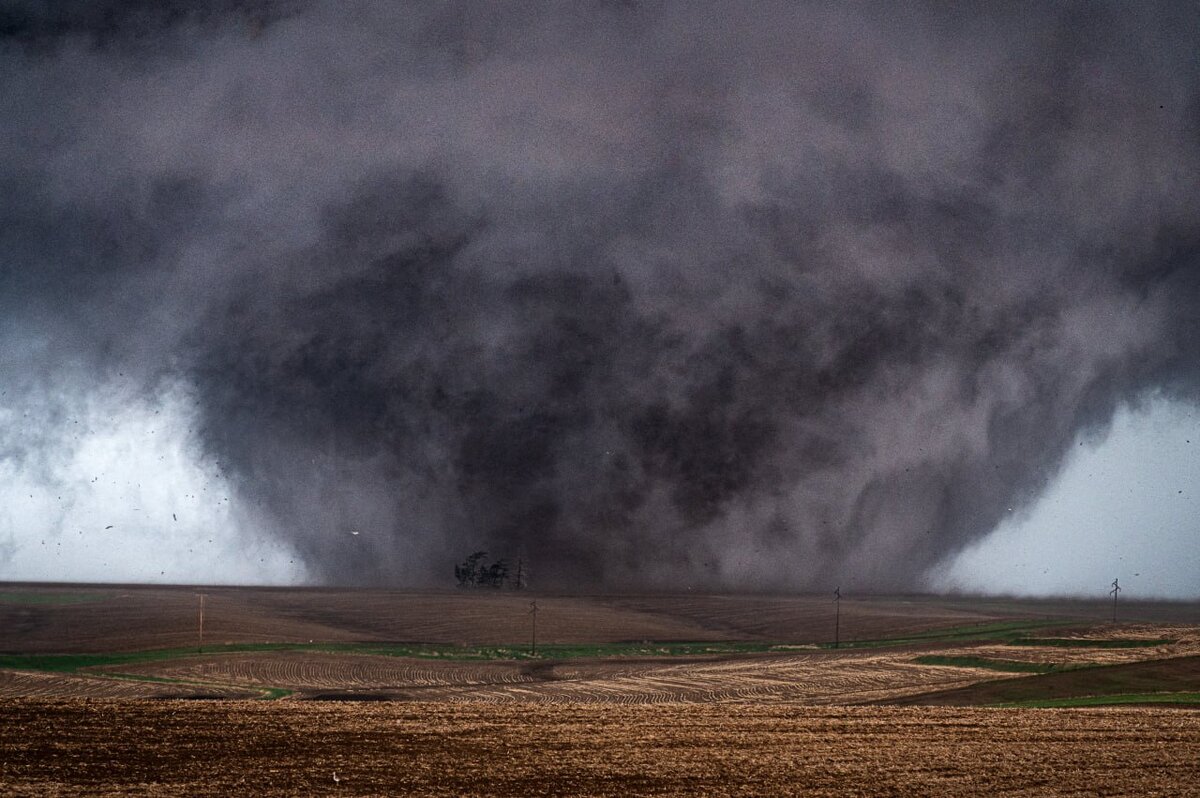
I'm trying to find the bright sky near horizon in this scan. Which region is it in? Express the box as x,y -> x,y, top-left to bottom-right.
2,387 -> 1196,597
935,397 -> 1200,599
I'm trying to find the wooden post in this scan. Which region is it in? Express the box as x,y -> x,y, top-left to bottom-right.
529,600 -> 538,656
834,587 -> 841,649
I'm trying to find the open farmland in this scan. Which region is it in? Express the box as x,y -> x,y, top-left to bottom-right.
4,583 -> 1194,654
108,648 -> 1008,704
0,584 -> 1097,653
0,584 -> 1198,704
1,584 -> 1197,795
3,700 -> 1200,797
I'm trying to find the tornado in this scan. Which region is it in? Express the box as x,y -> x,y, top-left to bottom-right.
1,1 -> 1198,589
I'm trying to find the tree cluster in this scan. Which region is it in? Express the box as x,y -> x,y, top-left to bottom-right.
454,551 -> 523,589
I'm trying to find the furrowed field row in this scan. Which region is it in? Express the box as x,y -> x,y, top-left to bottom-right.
0,668 -> 254,699
18,647 -> 1042,703
4,701 -> 1199,796
111,652 -> 539,691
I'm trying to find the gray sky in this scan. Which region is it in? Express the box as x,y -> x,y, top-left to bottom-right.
0,2 -> 1198,593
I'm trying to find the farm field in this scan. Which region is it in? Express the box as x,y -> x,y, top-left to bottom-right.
1,584 -> 1197,794
0,584 -> 1197,704
0,583 -> 1103,653
3,582 -> 1194,654
3,700 -> 1200,796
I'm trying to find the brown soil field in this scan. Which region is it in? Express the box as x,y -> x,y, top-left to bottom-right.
889,654 -> 1200,707
2,700 -> 1198,797
2,586 -> 1197,795
92,624 -> 1200,703
3,583 -> 1193,654
929,623 -> 1200,668
1,584 -> 1196,704
0,668 -> 256,700
109,648 -> 998,703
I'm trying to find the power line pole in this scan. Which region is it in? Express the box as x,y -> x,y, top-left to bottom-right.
197,593 -> 206,653
529,600 -> 538,656
1109,578 -> 1121,624
833,586 -> 841,649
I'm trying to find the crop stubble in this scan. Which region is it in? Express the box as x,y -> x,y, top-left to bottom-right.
95,649 -> 1005,703
2,589 -> 1198,795
8,586 -> 1173,654
1,700 -> 1198,797
80,624 -> 1200,704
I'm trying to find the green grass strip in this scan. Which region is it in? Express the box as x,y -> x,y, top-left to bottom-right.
0,640 -> 777,674
913,655 -> 1066,674
1008,637 -> 1172,649
817,620 -> 1078,650
994,692 -> 1200,708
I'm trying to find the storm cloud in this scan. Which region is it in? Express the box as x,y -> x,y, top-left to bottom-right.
1,1 -> 1198,589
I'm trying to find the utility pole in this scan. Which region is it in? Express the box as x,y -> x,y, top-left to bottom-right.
529,600 -> 538,656
833,586 -> 841,649
197,593 -> 206,653
1109,578 -> 1121,624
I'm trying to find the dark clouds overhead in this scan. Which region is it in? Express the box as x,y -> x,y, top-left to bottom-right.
1,1 -> 1198,589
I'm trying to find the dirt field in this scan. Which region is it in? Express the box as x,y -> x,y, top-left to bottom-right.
2,700 -> 1198,797
932,624 -> 1200,666
1,586 -> 1198,704
1,585 -> 1197,795
3,584 -> 1195,704
3,583 -> 1190,654
104,648 -> 1000,703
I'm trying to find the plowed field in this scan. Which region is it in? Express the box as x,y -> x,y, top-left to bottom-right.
915,624 -> 1200,667
0,668 -> 255,699
3,700 -> 1198,797
3,622 -> 1185,704
2,586 -> 1197,795
107,648 -> 997,703
5,584 -> 1188,654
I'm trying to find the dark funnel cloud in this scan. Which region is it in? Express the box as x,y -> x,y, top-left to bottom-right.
1,1 -> 1198,589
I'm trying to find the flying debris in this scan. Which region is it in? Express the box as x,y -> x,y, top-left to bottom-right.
104,525 -> 113,530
